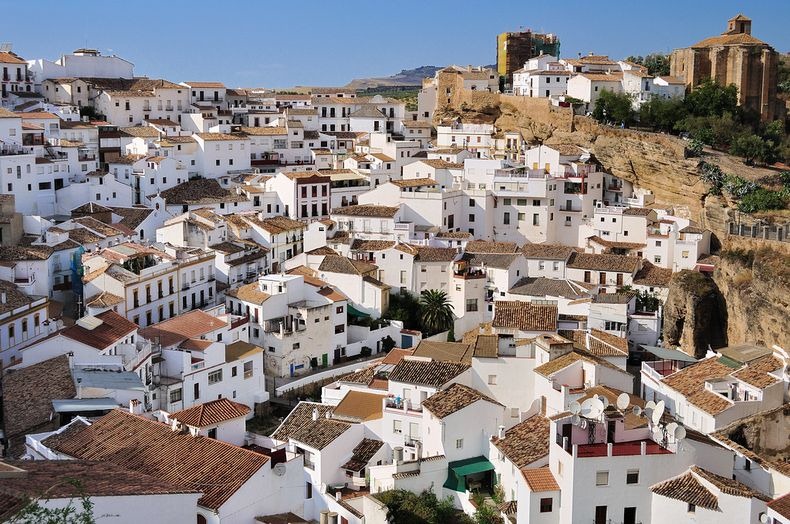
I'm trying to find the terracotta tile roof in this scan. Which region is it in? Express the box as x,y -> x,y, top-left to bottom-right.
587,235 -> 646,250
45,409 -> 268,510
578,72 -> 623,82
731,355 -> 783,389
270,402 -> 350,450
769,492 -> 790,519
418,159 -> 464,170
463,252 -> 520,269
633,261 -> 673,287
247,215 -> 305,234
339,366 -> 376,385
466,240 -> 519,254
414,246 -> 458,262
691,466 -> 769,501
306,246 -> 339,255
0,51 -> 27,64
522,466 -> 560,492
380,348 -> 414,365
492,301 -> 557,332
422,383 -> 502,419
533,348 -> 627,378
436,231 -> 473,239
159,179 -> 248,205
0,279 -> 39,315
185,81 -> 226,88
350,239 -> 395,251
509,277 -> 592,299
472,334 -> 499,358
560,329 -> 628,356
138,310 -> 227,348
651,471 -> 719,510
331,204 -> 399,218
662,358 -> 735,415
692,32 -> 766,48
120,126 -> 160,138
170,398 -> 251,427
83,291 -> 124,309
491,415 -> 550,468
567,252 -> 640,273
412,340 -> 473,364
390,178 -> 438,188
225,282 -> 271,305
0,460 -> 199,520
1,355 -> 76,442
388,359 -> 470,387
332,390 -> 385,422
340,438 -> 384,472
61,310 -> 138,350
196,132 -> 248,141
319,255 -> 377,275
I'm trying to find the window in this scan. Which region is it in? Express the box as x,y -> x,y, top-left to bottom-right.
455,438 -> 464,449
503,212 -> 510,225
533,214 -> 540,226
393,420 -> 402,434
744,458 -> 751,471
193,383 -> 200,400
596,471 -> 609,486
243,360 -> 253,378
687,503 -> 695,513
540,498 -> 553,513
293,342 -> 300,350
655,240 -> 662,247
503,198 -> 511,205
170,388 -> 184,404
487,375 -> 497,385
208,369 -> 223,385
306,482 -> 313,499
336,305 -> 344,314
626,470 -> 639,484
653,255 -> 662,264
335,324 -> 345,334
466,299 -> 478,312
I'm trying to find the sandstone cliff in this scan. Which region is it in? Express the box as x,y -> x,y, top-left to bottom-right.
662,270 -> 728,358
712,243 -> 790,350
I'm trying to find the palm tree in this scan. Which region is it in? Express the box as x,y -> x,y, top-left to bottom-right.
419,289 -> 455,335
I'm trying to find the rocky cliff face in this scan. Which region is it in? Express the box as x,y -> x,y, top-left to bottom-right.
662,270 -> 729,358
712,244 -> 790,350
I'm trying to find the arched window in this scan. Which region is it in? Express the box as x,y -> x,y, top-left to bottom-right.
197,515 -> 207,524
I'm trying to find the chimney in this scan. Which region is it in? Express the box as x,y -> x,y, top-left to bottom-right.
129,399 -> 143,415
497,425 -> 505,439
0,292 -> 6,304
393,446 -> 403,465
335,491 -> 341,501
312,408 -> 319,421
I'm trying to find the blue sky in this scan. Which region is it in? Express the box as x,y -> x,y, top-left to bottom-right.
2,0 -> 788,87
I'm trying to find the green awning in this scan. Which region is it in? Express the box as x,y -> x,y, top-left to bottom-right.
443,456 -> 495,492
642,345 -> 698,363
347,304 -> 370,319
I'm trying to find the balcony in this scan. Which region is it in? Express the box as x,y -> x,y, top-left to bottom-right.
14,274 -> 35,286
385,397 -> 423,413
453,269 -> 485,279
78,152 -> 97,162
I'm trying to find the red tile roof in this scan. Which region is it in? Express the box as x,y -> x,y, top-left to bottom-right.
170,398 -> 251,427
522,466 -> 560,492
61,310 -> 137,350
43,409 -> 268,510
138,310 -> 227,348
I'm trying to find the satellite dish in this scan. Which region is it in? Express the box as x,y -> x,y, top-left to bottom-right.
666,422 -> 678,436
569,401 -> 582,415
759,513 -> 768,523
632,406 -> 642,417
599,395 -> 610,409
580,398 -> 596,418
616,393 -> 630,411
651,407 -> 662,426
654,400 -> 666,421
652,427 -> 663,441
273,463 -> 287,477
587,398 -> 604,419
571,414 -> 581,426
579,419 -> 587,429
644,407 -> 653,421
645,400 -> 656,411
674,426 -> 686,441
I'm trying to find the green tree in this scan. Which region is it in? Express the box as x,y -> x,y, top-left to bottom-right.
626,54 -> 670,76
419,289 -> 455,335
383,291 -> 422,330
592,90 -> 635,125
683,79 -> 739,118
738,188 -> 788,213
639,97 -> 686,131
474,504 -> 503,524
730,134 -> 768,165
379,489 -> 470,524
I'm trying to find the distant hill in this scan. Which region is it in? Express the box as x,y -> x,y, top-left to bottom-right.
346,64 -> 495,91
